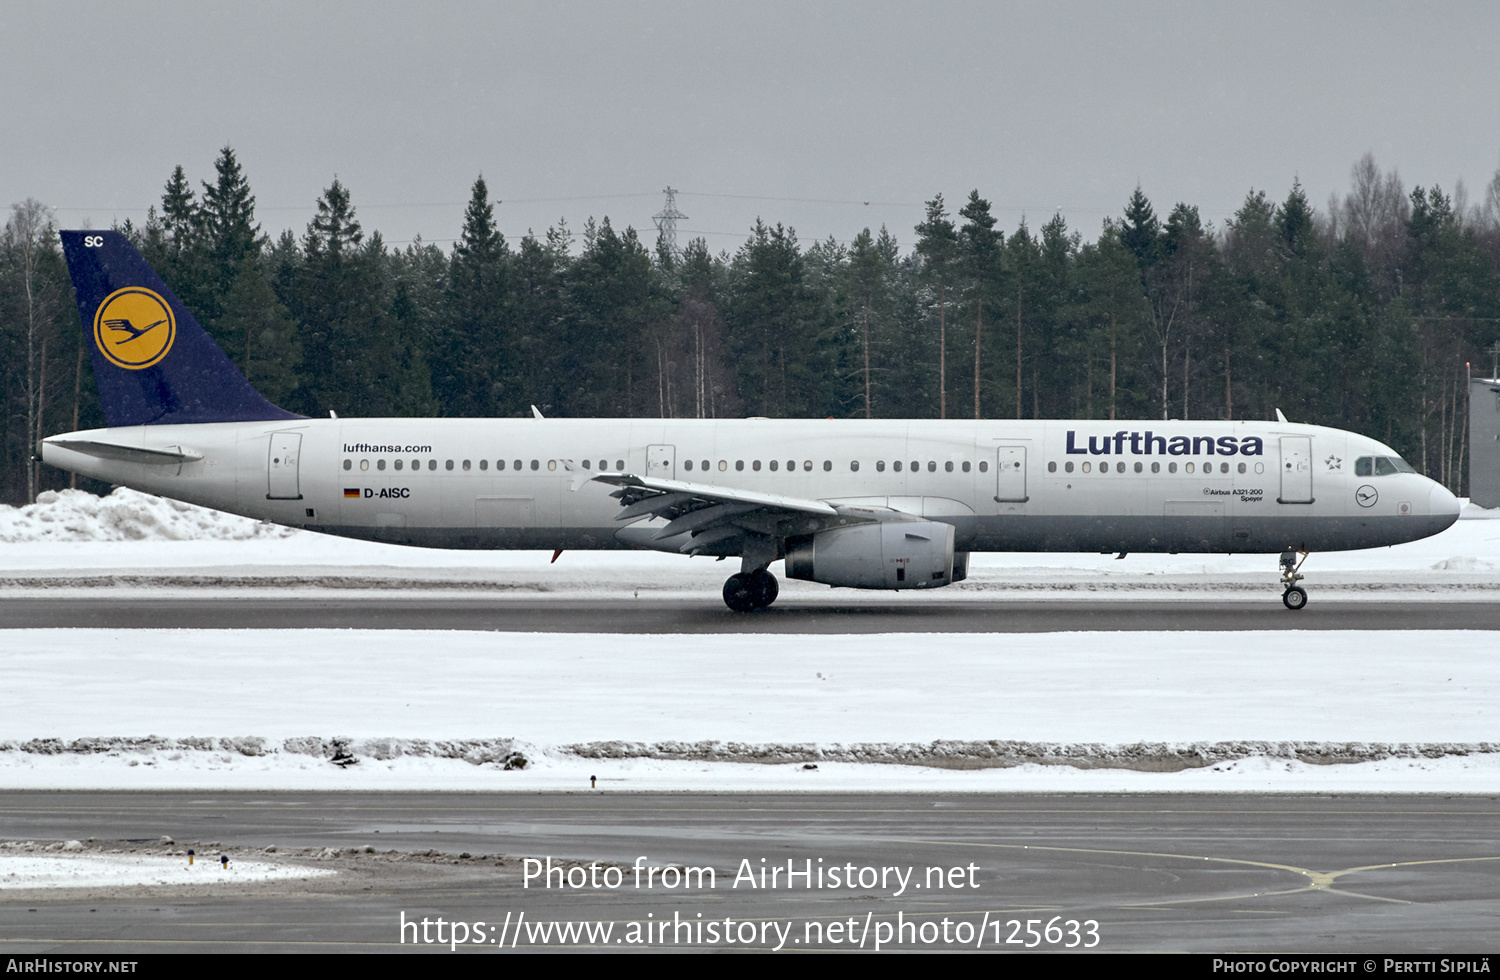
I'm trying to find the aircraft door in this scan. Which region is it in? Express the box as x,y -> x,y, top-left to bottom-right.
647,444 -> 676,481
267,432 -> 302,499
995,446 -> 1028,502
1278,436 -> 1314,504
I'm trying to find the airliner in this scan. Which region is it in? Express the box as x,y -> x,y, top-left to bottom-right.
44,231 -> 1460,611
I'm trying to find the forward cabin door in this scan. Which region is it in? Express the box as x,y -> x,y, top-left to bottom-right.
647,444 -> 676,481
267,432 -> 302,499
1278,436 -> 1314,504
995,446 -> 1028,503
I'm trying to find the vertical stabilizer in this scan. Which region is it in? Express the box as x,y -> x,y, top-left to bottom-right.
59,230 -> 302,426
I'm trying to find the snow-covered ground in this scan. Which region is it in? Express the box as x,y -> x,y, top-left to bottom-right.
2,626 -> 1497,792
0,489 -> 1497,792
0,843 -> 333,890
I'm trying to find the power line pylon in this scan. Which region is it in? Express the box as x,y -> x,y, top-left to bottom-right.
652,186 -> 688,257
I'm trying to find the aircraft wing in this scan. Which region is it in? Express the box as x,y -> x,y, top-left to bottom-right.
588,471 -> 886,557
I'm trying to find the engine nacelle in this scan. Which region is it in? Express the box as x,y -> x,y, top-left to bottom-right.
785,521 -> 956,589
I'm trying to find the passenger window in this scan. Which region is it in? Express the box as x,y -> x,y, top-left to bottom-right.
945,461 -> 954,472
360,459 -> 369,471
377,459 -> 386,471
1237,462 -> 1245,474
1082,461 -> 1091,473
531,460 -> 539,471
343,459 -> 351,470
445,460 -> 454,471
581,459 -> 590,469
769,460 -> 779,471
1064,461 -> 1074,473
736,460 -> 744,471
962,461 -> 971,473
429,460 -> 437,471
753,460 -> 761,471
876,461 -> 885,472
1151,462 -> 1160,473
719,460 -> 728,472
684,459 -> 694,471
804,460 -> 812,471
395,459 -> 404,471
702,460 -> 710,471
1134,462 -> 1143,473
927,461 -> 936,472
547,460 -> 557,471
1220,462 -> 1229,474
497,459 -> 506,471
513,460 -> 522,471
1185,462 -> 1195,474
600,460 -> 609,471
615,460 -> 624,470
1048,461 -> 1057,473
823,460 -> 831,472
1168,462 -> 1177,473
786,460 -> 795,471
978,461 -> 988,473
893,461 -> 903,472
911,461 -> 919,472
463,460 -> 471,471
850,460 -> 859,472
479,459 -> 487,471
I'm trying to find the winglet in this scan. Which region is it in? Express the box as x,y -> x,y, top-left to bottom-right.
531,405 -> 545,420
1275,408 -> 1289,423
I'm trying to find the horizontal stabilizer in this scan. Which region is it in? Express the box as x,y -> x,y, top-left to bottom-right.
45,438 -> 202,465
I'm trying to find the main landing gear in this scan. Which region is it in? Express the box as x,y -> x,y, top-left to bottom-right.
1280,549 -> 1309,610
724,569 -> 779,612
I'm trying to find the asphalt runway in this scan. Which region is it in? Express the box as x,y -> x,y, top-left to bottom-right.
2,595 -> 1499,631
2,792 -> 1498,953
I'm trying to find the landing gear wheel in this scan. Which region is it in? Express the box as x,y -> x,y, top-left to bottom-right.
723,573 -> 758,612
748,569 -> 779,608
724,570 -> 779,611
1282,585 -> 1308,610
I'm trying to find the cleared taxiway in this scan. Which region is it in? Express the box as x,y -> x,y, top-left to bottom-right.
3,791 -> 1499,953
2,595 -> 1500,631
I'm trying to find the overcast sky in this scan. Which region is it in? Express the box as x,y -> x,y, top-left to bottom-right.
4,1 -> 1498,254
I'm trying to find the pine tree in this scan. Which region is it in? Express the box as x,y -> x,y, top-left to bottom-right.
958,191 -> 1002,418
439,176 -> 510,416
915,195 -> 959,417
1121,185 -> 1160,272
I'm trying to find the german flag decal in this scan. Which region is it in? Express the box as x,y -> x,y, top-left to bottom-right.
344,488 -> 360,499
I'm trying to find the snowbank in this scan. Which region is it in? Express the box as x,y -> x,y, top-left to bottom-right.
0,488 -> 294,543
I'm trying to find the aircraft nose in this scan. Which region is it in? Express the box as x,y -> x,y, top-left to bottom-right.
1429,481 -> 1461,529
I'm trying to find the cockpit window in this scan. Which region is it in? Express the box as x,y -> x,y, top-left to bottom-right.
1356,455 -> 1416,476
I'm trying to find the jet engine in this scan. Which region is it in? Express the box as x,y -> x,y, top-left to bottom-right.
784,521 -> 956,589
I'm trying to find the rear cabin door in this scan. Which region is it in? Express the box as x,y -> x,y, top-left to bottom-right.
267,432 -> 302,499
1278,436 -> 1314,504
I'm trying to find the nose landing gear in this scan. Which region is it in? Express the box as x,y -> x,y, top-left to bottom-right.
723,569 -> 779,612
1280,550 -> 1308,610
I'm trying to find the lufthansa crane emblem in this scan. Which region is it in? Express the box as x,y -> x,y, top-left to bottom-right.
93,287 -> 176,369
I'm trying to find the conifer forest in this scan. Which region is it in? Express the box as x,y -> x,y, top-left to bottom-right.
3,147 -> 1498,506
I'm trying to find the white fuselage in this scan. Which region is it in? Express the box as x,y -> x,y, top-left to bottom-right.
43,417 -> 1460,556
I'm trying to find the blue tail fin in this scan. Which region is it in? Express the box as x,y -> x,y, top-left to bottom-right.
60,230 -> 302,427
